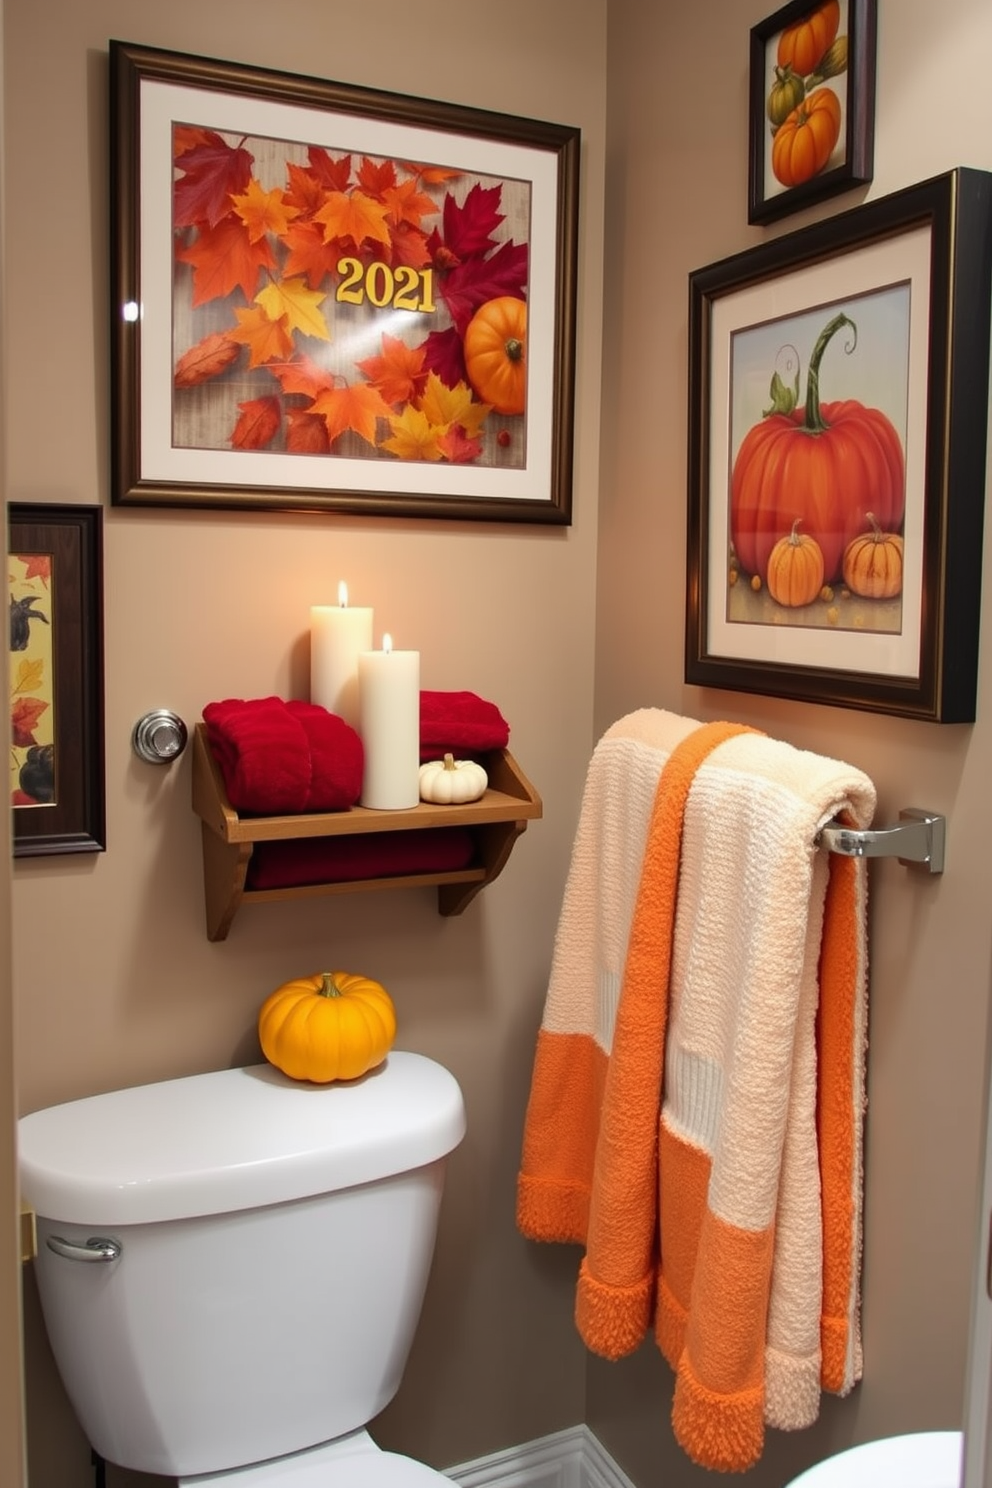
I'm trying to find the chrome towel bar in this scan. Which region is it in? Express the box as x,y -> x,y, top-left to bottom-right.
817,809 -> 945,875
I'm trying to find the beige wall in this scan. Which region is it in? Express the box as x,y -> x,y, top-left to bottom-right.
591,0 -> 992,1485
3,0 -> 606,1484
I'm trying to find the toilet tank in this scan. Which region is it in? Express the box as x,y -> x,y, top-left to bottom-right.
18,1053 -> 466,1479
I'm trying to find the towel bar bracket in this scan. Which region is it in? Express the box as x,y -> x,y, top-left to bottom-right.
817,809 -> 945,875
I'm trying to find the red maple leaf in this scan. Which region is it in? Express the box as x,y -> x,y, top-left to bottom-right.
11,696 -> 48,747
438,425 -> 483,463
440,241 -> 529,335
285,408 -> 331,454
419,326 -> 468,389
357,156 -> 397,197
231,396 -> 281,450
442,182 -> 505,259
174,137 -> 254,229
307,147 -> 353,192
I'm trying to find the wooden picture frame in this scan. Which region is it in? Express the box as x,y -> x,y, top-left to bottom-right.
748,0 -> 876,226
685,168 -> 992,723
9,504 -> 105,855
109,41 -> 580,524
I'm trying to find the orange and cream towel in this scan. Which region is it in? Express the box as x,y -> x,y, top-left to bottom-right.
516,709 -> 876,1472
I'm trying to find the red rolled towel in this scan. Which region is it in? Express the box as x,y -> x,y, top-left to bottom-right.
420,690 -> 510,762
203,697 -> 363,814
246,827 -> 476,890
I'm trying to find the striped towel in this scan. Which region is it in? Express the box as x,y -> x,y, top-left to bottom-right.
517,709 -> 875,1470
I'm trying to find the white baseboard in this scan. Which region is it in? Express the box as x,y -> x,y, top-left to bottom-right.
445,1425 -> 638,1488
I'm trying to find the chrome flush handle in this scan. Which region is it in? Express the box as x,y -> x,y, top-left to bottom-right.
46,1235 -> 121,1263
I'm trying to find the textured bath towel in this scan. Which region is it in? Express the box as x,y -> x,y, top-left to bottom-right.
203,696 -> 363,814
516,709 -> 875,1472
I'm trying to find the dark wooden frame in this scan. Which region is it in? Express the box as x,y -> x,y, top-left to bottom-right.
685,168 -> 992,723
9,504 -> 105,855
109,40 -> 580,524
748,0 -> 876,226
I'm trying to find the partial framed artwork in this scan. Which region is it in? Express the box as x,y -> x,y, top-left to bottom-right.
8,504 -> 105,855
109,41 -> 580,524
685,168 -> 992,723
748,0 -> 876,226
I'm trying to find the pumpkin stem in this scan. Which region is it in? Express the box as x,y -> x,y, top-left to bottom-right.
318,972 -> 341,998
443,753 -> 456,771
804,312 -> 857,433
505,338 -> 523,364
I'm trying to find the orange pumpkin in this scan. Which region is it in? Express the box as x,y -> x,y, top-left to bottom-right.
767,520 -> 825,607
771,87 -> 842,188
731,313 -> 905,585
776,0 -> 840,78
842,514 -> 904,599
464,296 -> 527,414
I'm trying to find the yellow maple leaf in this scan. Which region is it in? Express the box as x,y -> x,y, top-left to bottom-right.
11,658 -> 44,697
255,277 -> 331,342
417,372 -> 490,439
314,190 -> 392,251
228,306 -> 295,368
230,178 -> 301,243
380,405 -> 445,462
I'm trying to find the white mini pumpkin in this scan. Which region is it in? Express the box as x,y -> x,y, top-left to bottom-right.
419,753 -> 488,804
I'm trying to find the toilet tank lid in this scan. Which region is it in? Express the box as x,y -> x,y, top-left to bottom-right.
17,1052 -> 466,1227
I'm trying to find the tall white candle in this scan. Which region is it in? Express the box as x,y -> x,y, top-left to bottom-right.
310,582 -> 373,729
358,634 -> 420,809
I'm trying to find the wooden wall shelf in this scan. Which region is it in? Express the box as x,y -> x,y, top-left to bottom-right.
191,724 -> 542,941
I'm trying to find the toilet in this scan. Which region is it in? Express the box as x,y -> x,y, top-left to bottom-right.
784,1430 -> 963,1487
17,1051 -> 466,1485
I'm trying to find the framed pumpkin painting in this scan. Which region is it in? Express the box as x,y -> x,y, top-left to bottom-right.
748,0 -> 876,225
684,168 -> 992,723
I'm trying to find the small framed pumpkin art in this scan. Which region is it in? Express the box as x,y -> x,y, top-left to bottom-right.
109,41 -> 580,524
748,0 -> 876,226
684,168 -> 992,723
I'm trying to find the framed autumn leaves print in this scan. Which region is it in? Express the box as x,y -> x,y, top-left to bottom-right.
685,170 -> 992,723
109,42 -> 579,523
9,505 -> 105,855
748,0 -> 876,225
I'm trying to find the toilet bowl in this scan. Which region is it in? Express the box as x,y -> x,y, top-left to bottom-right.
18,1052 -> 466,1484
784,1430 -> 963,1488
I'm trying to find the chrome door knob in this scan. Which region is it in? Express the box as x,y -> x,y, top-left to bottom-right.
132,710 -> 188,764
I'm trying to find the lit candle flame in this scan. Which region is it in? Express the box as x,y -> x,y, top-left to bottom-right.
382,633 -> 393,655
338,580 -> 348,607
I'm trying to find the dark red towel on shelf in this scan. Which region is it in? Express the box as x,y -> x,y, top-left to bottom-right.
420,690 -> 510,761
246,828 -> 476,890
203,696 -> 363,814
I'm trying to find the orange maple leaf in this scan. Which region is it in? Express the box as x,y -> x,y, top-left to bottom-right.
380,405 -> 445,462
310,382 -> 393,448
231,396 -> 281,450
281,220 -> 343,290
402,161 -> 463,187
14,555 -> 50,585
231,178 -> 301,244
267,355 -> 336,399
227,307 -> 295,369
388,222 -> 432,270
174,332 -> 240,388
438,426 -> 483,464
176,216 -> 276,305
381,177 -> 438,232
355,334 -> 427,406
283,161 -> 329,217
314,190 -> 392,252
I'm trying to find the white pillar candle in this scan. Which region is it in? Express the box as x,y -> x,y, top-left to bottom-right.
358,634 -> 420,809
310,582 -> 373,729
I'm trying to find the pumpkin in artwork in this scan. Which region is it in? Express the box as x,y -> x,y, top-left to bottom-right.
463,296 -> 527,414
766,520 -> 825,607
842,514 -> 904,599
258,970 -> 397,1084
771,86 -> 842,188
776,0 -> 840,79
767,65 -> 806,128
730,312 -> 906,585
